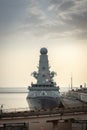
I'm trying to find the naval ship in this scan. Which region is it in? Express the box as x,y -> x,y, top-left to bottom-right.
27,48 -> 62,110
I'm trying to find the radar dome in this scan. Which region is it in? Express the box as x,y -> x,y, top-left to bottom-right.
40,47 -> 48,54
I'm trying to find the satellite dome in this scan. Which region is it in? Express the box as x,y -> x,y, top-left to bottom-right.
40,47 -> 48,54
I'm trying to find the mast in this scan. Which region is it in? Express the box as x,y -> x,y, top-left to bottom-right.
71,75 -> 73,90
32,47 -> 56,85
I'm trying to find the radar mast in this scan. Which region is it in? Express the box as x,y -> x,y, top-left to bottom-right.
32,47 -> 56,85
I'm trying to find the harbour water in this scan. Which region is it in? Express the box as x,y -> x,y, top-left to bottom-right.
0,93 -> 29,111
0,87 -> 68,110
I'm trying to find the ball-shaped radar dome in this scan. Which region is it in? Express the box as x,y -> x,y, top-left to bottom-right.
40,47 -> 48,54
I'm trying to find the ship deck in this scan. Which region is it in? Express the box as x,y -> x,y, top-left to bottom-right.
61,96 -> 87,108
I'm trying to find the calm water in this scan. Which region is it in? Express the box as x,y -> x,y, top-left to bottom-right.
0,87 -> 69,111
0,93 -> 29,111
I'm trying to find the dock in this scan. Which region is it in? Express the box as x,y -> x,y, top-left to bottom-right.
0,96 -> 87,130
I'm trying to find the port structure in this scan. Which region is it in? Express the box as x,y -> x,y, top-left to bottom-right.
0,92 -> 87,130
0,104 -> 87,130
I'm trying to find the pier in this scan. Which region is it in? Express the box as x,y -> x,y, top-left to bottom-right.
0,104 -> 87,130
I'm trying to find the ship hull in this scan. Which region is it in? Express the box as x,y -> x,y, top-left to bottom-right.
27,96 -> 62,110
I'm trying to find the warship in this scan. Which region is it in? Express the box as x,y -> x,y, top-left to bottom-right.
27,47 -> 62,110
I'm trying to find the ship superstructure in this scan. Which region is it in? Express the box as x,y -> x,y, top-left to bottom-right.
27,48 -> 62,110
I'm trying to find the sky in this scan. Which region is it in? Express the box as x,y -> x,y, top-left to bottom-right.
0,0 -> 87,89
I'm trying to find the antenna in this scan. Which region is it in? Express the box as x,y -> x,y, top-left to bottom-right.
71,73 -> 73,90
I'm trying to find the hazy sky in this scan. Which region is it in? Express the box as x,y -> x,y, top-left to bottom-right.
0,0 -> 87,88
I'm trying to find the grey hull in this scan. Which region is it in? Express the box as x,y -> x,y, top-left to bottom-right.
27,96 -> 61,110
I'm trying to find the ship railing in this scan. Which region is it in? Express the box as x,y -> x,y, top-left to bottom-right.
1,107 -> 30,113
